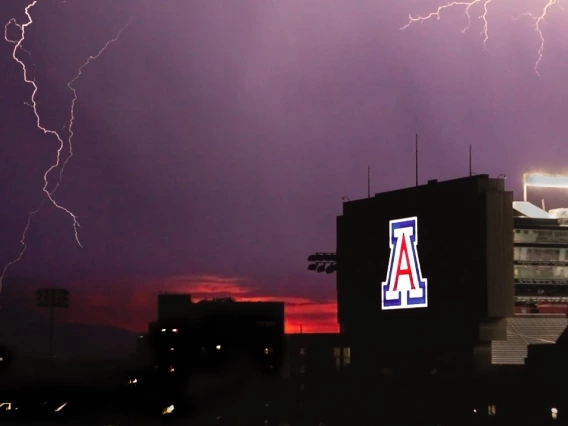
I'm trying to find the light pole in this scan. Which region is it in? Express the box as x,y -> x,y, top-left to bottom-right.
523,173 -> 567,202
35,288 -> 69,359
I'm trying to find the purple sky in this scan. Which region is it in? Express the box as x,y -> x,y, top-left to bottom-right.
0,0 -> 567,334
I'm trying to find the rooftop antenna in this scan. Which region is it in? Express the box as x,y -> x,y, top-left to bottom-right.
469,144 -> 472,177
367,166 -> 371,198
415,134 -> 419,187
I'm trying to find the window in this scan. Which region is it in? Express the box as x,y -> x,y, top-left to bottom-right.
300,365 -> 306,374
300,384 -> 305,392
264,347 -> 273,355
343,347 -> 351,366
300,347 -> 306,355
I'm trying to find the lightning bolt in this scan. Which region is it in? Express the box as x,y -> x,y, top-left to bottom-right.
1,1 -> 131,293
401,0 -> 563,75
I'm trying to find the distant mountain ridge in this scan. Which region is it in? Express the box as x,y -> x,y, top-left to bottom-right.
0,299 -> 137,360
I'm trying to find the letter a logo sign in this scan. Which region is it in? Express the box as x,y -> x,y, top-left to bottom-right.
382,217 -> 427,310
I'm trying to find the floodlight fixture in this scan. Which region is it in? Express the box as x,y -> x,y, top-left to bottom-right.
307,252 -> 337,274
523,173 -> 568,201
307,253 -> 337,262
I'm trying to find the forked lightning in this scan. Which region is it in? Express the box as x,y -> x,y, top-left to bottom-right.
1,1 -> 131,292
401,0 -> 563,75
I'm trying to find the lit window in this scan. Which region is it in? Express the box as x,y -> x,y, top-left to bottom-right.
161,329 -> 166,332
172,329 -> 178,333
552,408 -> 558,420
343,347 -> 351,366
264,348 -> 273,355
169,366 -> 175,373
170,348 -> 175,352
138,335 -> 144,339
216,345 -> 221,350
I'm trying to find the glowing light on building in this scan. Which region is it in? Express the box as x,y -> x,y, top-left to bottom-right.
523,173 -> 568,201
382,217 -> 428,310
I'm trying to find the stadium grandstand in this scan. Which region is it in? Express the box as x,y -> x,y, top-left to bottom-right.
492,174 -> 568,364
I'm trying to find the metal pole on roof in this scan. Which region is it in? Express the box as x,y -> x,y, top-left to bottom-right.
415,134 -> 418,187
469,144 -> 472,177
368,166 -> 371,198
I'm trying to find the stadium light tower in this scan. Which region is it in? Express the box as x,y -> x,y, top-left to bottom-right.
523,173 -> 568,202
35,288 -> 70,359
307,252 -> 337,274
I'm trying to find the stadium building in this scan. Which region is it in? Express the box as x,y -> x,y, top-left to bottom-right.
319,173 -> 568,422
332,174 -> 514,422
327,173 -> 568,372
491,174 -> 568,365
336,174 -> 513,374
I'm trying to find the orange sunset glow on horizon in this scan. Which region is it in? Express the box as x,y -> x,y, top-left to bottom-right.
64,275 -> 339,335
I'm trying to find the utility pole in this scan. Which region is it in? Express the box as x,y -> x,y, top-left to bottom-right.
36,288 -> 70,360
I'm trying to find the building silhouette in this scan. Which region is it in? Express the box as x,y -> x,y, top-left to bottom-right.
139,293 -> 284,376
335,175 -> 515,423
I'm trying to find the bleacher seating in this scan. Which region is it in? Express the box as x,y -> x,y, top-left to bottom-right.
491,317 -> 567,365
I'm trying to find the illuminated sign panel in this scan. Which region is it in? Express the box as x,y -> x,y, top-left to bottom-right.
382,217 -> 427,310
